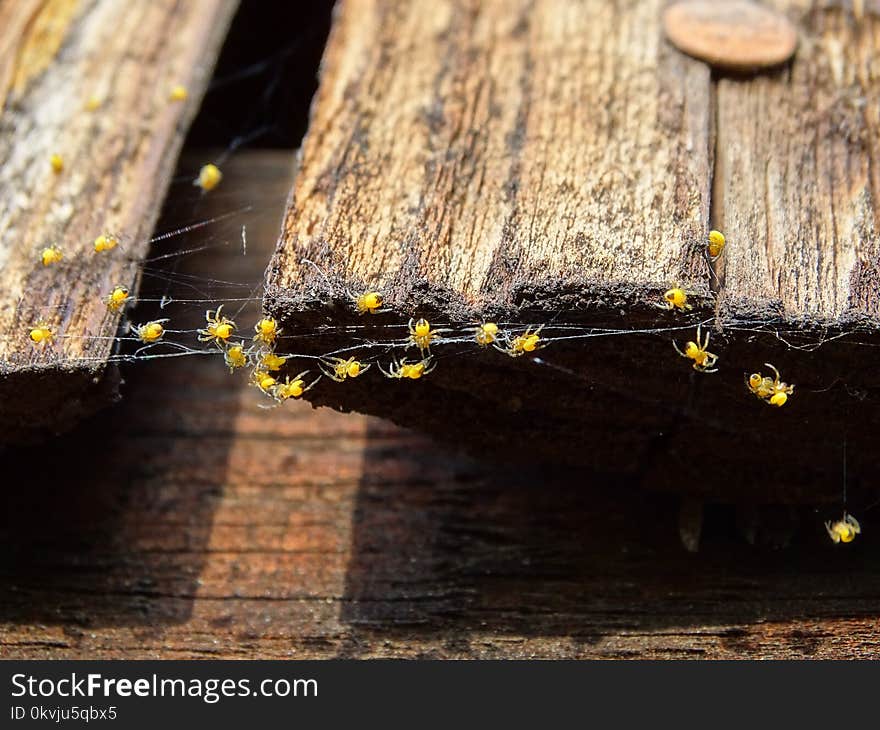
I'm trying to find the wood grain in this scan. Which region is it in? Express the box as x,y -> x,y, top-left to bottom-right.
0,0 -> 238,439
268,0 -> 713,317
263,0 -> 880,501
4,152 -> 880,660
716,0 -> 880,324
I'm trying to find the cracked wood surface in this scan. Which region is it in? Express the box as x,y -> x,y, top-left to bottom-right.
3,152 -> 880,660
0,0 -> 238,439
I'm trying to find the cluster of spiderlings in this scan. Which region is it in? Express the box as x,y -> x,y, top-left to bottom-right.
747,363 -> 794,407
209,314 -> 315,404
656,231 -> 797,407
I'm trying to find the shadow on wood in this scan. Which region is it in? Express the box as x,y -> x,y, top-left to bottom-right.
0,357 -> 229,630
338,421 -> 880,657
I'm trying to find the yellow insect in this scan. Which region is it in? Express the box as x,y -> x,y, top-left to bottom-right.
708,229 -> 726,260
224,343 -> 248,372
825,512 -> 861,544
169,84 -> 188,102
29,323 -> 54,345
194,163 -> 222,191
353,290 -> 385,315
49,154 -> 63,173
320,356 -> 370,382
132,319 -> 167,344
475,322 -> 498,346
198,305 -> 236,346
260,352 -> 287,371
673,325 -> 718,373
40,244 -> 63,266
94,234 -> 119,253
379,356 -> 436,379
104,286 -> 130,312
658,287 -> 692,312
747,363 -> 794,407
253,317 -> 281,346
84,94 -> 102,111
273,371 -> 318,401
494,326 -> 544,357
408,317 -> 438,353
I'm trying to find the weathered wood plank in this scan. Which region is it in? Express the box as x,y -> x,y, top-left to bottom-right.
263,0 -> 880,503
4,151 -> 880,660
0,0 -> 238,440
716,0 -> 880,325
268,0 -> 713,315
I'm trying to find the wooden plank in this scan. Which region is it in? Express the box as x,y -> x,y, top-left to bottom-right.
264,0 -> 880,503
268,0 -> 713,314
4,151 -> 880,660
715,0 -> 880,325
0,0 -> 238,440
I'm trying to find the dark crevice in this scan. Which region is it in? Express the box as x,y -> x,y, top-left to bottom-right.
185,0 -> 335,150
708,71 -> 725,313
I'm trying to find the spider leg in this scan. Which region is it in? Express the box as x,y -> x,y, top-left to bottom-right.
378,361 -> 397,378
764,363 -> 781,384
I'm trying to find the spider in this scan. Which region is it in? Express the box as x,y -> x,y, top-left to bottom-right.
747,363 -> 794,406
40,244 -> 63,266
708,229 -> 726,260
657,287 -> 692,312
407,317 -> 438,353
260,352 -> 287,371
379,356 -> 436,379
494,326 -> 544,357
273,371 -> 318,401
93,234 -> 119,253
320,356 -> 370,382
104,286 -> 130,312
251,369 -> 278,396
169,84 -> 188,101
475,322 -> 498,346
29,323 -> 54,345
194,163 -> 222,192
673,325 -> 718,372
826,512 -> 860,544
199,305 -> 236,346
224,343 -> 248,372
132,319 -> 167,344
254,317 -> 281,346
352,290 -> 386,315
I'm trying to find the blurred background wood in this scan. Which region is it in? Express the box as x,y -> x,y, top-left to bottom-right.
3,151 -> 880,660
0,0 -> 238,440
